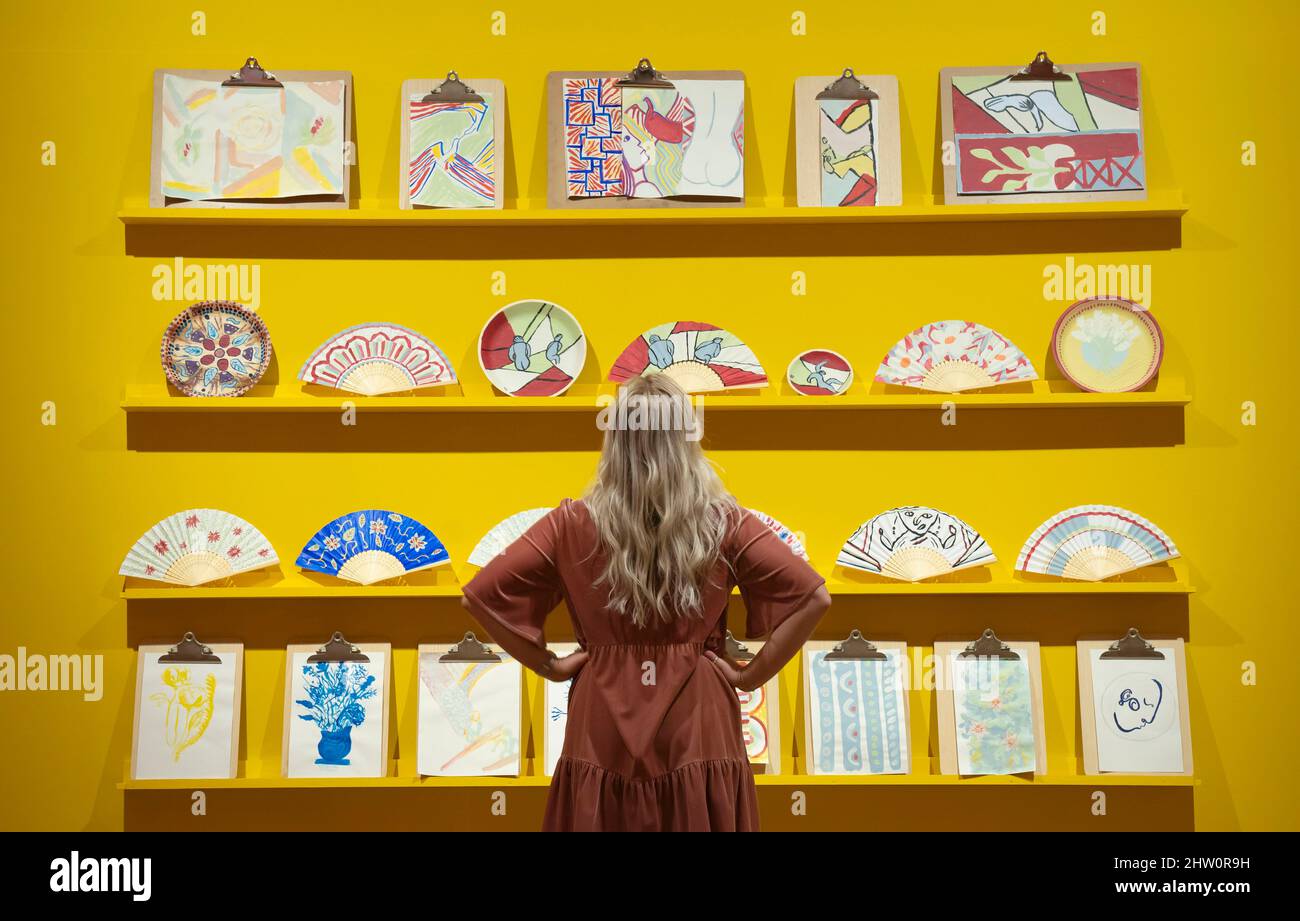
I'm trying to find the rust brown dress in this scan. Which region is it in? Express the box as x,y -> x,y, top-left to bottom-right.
463,499 -> 825,831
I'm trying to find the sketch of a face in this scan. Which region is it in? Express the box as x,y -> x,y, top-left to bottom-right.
1103,673 -> 1171,738
900,507 -> 939,539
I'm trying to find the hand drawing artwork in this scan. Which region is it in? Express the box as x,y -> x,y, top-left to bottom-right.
298,322 -> 457,396
621,87 -> 688,198
285,650 -> 387,777
296,510 -> 450,585
806,649 -> 908,775
478,300 -> 587,396
564,78 -> 625,197
1017,504 -> 1179,581
673,79 -> 744,199
133,650 -> 239,780
417,651 -> 522,776
951,656 -> 1037,775
543,643 -> 579,776
1090,648 -> 1184,773
408,93 -> 495,208
948,67 -> 1143,197
820,99 -> 877,206
787,349 -> 854,396
608,321 -> 767,393
1051,297 -> 1164,393
736,683 -> 773,768
119,508 -> 278,586
159,75 -> 346,203
837,506 -> 995,582
161,301 -> 272,398
874,320 -> 1037,393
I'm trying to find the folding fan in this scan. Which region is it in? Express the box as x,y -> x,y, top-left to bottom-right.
836,506 -> 995,582
119,508 -> 278,586
467,508 -> 552,567
298,322 -> 457,395
477,300 -> 587,397
874,320 -> 1036,393
747,509 -> 808,559
297,510 -> 450,585
608,321 -> 767,394
1016,504 -> 1179,581
1051,297 -> 1164,393
787,349 -> 853,396
161,301 -> 272,398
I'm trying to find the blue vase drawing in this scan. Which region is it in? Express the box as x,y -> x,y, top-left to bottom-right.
315,726 -> 353,765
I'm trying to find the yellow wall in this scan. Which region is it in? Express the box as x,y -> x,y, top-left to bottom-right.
2,0 -> 1297,831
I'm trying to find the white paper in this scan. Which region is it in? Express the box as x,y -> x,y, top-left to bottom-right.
285,651 -> 387,778
418,652 -> 522,776
1091,647 -> 1184,773
950,653 -> 1038,775
806,648 -> 908,775
543,643 -> 578,776
134,651 -> 239,779
674,79 -> 745,199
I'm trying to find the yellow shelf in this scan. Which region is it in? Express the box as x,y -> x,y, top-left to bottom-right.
121,378 -> 1189,414
117,192 -> 1186,228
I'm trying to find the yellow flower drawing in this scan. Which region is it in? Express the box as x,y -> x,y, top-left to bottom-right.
150,667 -> 216,761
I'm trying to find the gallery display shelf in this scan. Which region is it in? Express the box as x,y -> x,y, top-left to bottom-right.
117,192 -> 1186,229
120,378 -> 1190,415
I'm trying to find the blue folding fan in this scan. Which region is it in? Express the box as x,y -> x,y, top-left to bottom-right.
297,510 -> 450,585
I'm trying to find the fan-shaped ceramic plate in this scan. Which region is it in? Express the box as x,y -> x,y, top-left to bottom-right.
299,322 -> 456,395
468,508 -> 552,567
787,349 -> 853,396
608,321 -> 767,393
161,301 -> 272,397
875,320 -> 1036,392
837,506 -> 995,582
1016,504 -> 1178,581
119,508 -> 278,585
297,510 -> 450,585
478,300 -> 586,396
748,509 -> 808,559
1051,297 -> 1164,393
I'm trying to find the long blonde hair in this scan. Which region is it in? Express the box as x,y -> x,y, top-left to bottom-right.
585,374 -> 735,626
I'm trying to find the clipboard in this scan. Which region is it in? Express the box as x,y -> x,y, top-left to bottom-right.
939,51 -> 1146,205
725,631 -> 783,775
541,642 -> 580,777
151,56 -> 354,209
935,631 -> 1047,776
795,71 -> 903,207
131,634 -> 243,780
1077,630 -> 1193,776
416,638 -> 523,777
281,638 -> 391,778
546,63 -> 746,209
801,635 -> 911,776
400,72 -> 506,210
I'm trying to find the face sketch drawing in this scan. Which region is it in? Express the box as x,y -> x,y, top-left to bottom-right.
877,507 -> 954,552
1105,673 -> 1167,737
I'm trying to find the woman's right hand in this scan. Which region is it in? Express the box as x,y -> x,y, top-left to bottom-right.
543,649 -> 589,682
704,650 -> 754,692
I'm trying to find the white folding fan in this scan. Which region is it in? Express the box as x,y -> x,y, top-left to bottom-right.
874,320 -> 1037,392
119,508 -> 278,585
298,322 -> 457,395
1016,505 -> 1179,581
747,509 -> 808,559
468,508 -> 552,567
836,506 -> 995,582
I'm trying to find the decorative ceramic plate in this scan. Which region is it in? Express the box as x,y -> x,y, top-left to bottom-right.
874,320 -> 1036,392
787,349 -> 853,396
1051,297 -> 1163,392
161,301 -> 272,397
299,322 -> 456,395
608,320 -> 767,393
478,300 -> 586,396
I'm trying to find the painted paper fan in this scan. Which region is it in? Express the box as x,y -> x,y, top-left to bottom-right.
747,509 -> 808,559
787,349 -> 853,396
1051,297 -> 1164,393
1016,504 -> 1179,581
608,321 -> 767,393
874,320 -> 1036,392
478,300 -> 586,397
836,506 -> 995,582
161,301 -> 272,397
297,510 -> 450,585
298,322 -> 456,395
119,508 -> 278,585
467,508 -> 552,567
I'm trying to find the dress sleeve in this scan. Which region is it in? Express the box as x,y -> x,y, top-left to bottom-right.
462,505 -> 567,652
729,509 -> 826,639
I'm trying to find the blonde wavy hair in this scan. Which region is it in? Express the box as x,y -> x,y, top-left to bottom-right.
585,374 -> 736,626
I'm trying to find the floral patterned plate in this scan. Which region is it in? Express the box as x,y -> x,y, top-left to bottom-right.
1051,297 -> 1163,393
161,300 -> 272,397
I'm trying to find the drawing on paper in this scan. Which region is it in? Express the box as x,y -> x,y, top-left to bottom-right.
788,349 -> 853,396
874,320 -> 1036,393
952,656 -> 1037,775
608,321 -> 767,393
736,683 -> 771,765
621,87 -> 689,198
820,99 -> 877,206
295,662 -> 378,766
135,651 -> 239,780
673,79 -> 744,199
478,300 -> 587,397
837,506 -> 995,582
807,650 -> 907,774
1090,648 -> 1184,773
409,94 -> 495,208
950,67 -> 1143,195
160,75 -> 346,202
564,78 -> 625,198
150,667 -> 216,761
418,654 -> 521,776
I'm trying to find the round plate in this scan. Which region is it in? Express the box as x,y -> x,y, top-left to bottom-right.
787,349 -> 853,396
161,301 -> 272,398
1051,297 -> 1163,393
477,299 -> 587,397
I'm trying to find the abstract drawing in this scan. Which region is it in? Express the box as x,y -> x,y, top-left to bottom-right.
1017,505 -> 1179,581
285,650 -> 387,777
806,648 -> 908,774
564,78 -> 625,198
160,75 -> 346,202
608,321 -> 767,393
478,300 -> 587,396
119,508 -> 278,586
133,649 -> 239,780
543,643 -> 579,776
737,682 -> 773,767
950,67 -> 1143,196
820,99 -> 877,206
621,87 -> 688,198
1051,297 -> 1164,392
298,322 -> 457,395
1089,648 -> 1184,773
161,301 -> 271,398
297,510 -> 449,585
837,506 -> 995,581
874,320 -> 1036,392
409,93 -> 495,208
951,655 -> 1037,775
468,508 -> 552,567
417,651 -> 522,776
788,349 -> 854,396
674,79 -> 744,199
